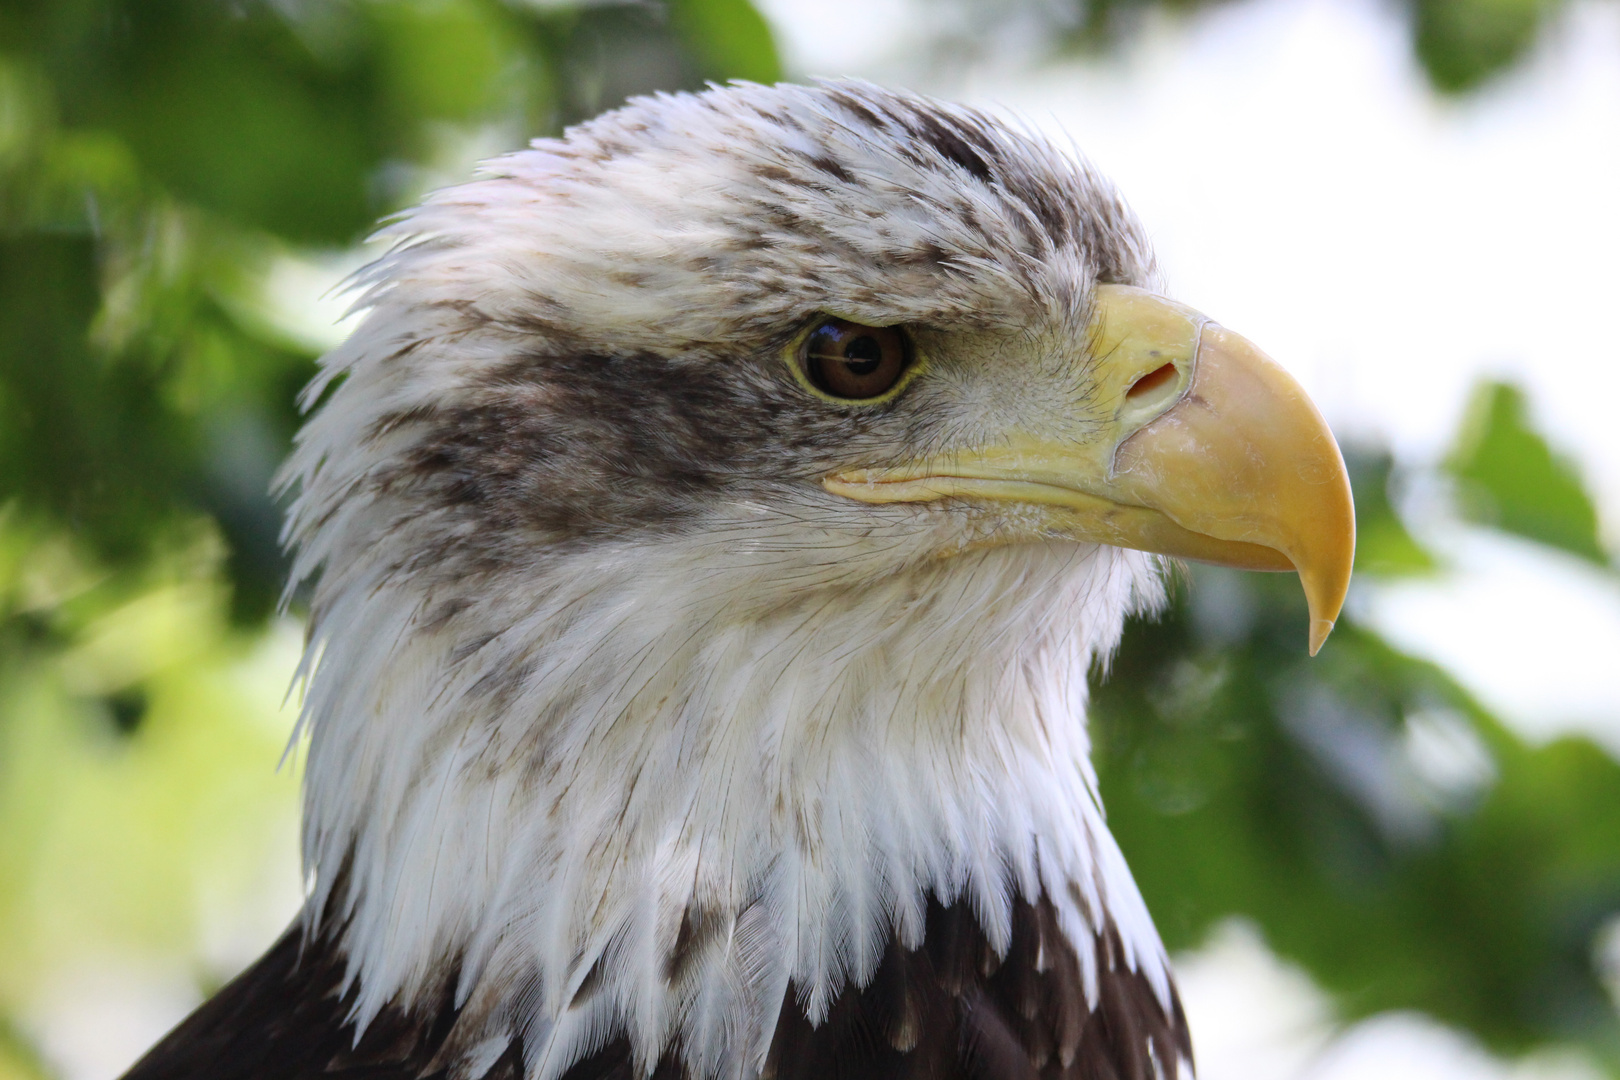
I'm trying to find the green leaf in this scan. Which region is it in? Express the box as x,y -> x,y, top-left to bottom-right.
669,0 -> 783,85
1447,380 -> 1607,565
371,0 -> 519,126
1411,0 -> 1555,93
14,0 -> 382,245
0,232 -> 187,564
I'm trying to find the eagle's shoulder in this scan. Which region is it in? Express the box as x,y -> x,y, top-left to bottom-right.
121,893 -> 1188,1080
117,925 -> 521,1080
766,893 -> 1190,1080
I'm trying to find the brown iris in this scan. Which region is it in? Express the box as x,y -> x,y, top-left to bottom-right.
801,318 -> 910,400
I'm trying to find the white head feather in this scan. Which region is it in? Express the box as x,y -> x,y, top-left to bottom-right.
280,79 -> 1174,1079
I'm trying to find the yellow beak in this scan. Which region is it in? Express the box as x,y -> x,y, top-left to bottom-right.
822,285 -> 1356,655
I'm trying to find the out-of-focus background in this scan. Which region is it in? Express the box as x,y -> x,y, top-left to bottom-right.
1,0 -> 1617,1076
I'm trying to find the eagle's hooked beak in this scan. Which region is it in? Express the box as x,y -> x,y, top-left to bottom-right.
822,285 -> 1356,655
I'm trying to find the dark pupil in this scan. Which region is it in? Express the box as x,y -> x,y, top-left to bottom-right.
843,335 -> 882,375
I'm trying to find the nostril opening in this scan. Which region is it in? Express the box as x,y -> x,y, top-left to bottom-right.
1127,362 -> 1178,400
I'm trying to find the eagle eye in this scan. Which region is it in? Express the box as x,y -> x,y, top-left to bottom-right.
801,318 -> 910,401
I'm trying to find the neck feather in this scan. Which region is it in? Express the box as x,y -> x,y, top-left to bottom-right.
293,511 -> 1170,1079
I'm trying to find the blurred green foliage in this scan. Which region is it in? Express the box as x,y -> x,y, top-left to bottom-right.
1092,428 -> 1620,1070
1412,0 -> 1550,93
1095,559 -> 1620,1067
0,0 -> 1616,1077
1449,381 -> 1609,566
1072,0 -> 1559,91
1092,420 -> 1620,1071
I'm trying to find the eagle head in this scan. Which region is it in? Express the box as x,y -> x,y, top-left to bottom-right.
251,80 -> 1353,1080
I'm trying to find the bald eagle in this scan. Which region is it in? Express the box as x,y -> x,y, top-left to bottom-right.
123,80 -> 1352,1080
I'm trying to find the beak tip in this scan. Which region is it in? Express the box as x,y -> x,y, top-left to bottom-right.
1307,617 -> 1336,657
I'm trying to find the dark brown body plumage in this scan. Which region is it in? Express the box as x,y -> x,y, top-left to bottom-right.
123,896 -> 1188,1080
